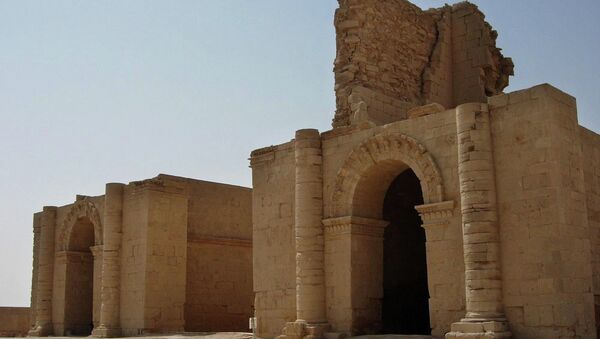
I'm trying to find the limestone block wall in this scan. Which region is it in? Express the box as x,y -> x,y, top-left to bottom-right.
186,241 -> 252,331
491,84 -> 596,338
0,307 -> 30,337
580,127 -> 600,335
120,184 -> 149,335
332,0 -> 512,128
183,178 -> 253,332
321,111 -> 464,337
186,178 -> 252,240
250,142 -> 297,337
143,183 -> 188,332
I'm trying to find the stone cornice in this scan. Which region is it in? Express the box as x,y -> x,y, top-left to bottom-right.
188,236 -> 252,248
323,216 -> 388,237
56,250 -> 94,259
249,141 -> 294,167
415,200 -> 455,228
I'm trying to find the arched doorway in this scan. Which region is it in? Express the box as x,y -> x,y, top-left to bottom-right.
328,132 -> 448,335
64,216 -> 95,335
381,169 -> 430,334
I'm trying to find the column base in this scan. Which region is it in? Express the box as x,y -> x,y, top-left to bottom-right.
28,324 -> 52,337
276,320 -> 331,339
445,320 -> 511,338
91,325 -> 122,338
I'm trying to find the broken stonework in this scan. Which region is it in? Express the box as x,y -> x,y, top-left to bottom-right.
333,0 -> 514,128
251,1 -> 598,338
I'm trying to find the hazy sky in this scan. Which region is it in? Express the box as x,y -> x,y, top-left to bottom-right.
1,0 -> 599,306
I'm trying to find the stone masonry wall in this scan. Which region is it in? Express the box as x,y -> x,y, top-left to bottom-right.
490,84 -> 596,338
120,184 -> 149,335
0,307 -> 30,337
250,142 -> 297,338
186,241 -> 252,332
183,178 -> 253,332
186,179 -> 252,240
333,0 -> 513,128
143,182 -> 188,332
580,127 -> 600,336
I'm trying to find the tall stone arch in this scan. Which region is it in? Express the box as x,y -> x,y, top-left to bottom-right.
59,199 -> 103,251
330,132 -> 445,219
323,131 -> 456,335
54,199 -> 104,335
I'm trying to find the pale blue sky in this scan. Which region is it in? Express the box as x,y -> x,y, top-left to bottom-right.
1,1 -> 599,306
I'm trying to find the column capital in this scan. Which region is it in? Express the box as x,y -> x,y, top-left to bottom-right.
90,245 -> 104,258
415,200 -> 455,228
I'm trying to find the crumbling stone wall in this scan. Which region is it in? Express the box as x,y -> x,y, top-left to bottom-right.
333,0 -> 513,128
451,2 -> 513,104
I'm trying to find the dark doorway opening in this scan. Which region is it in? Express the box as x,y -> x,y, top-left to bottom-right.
64,217 -> 95,336
381,169 -> 430,335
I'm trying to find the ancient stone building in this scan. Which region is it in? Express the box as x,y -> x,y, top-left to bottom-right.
28,174 -> 253,336
251,1 -> 599,338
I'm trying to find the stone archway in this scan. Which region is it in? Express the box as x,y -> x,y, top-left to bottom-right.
55,200 -> 103,336
324,132 -> 454,335
59,200 -> 102,252
330,132 -> 444,219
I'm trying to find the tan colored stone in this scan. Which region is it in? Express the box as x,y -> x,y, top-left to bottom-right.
28,175 -> 253,336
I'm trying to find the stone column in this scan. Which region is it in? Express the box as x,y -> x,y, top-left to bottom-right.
29,213 -> 41,329
90,245 -> 103,329
28,206 -> 57,337
92,183 -> 125,338
447,103 -> 511,338
282,129 -> 328,339
322,216 -> 388,334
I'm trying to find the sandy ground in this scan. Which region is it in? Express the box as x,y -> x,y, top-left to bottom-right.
23,333 -> 255,339
22,333 -> 433,339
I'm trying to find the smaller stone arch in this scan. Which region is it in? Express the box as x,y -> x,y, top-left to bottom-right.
59,199 -> 102,251
330,132 -> 445,218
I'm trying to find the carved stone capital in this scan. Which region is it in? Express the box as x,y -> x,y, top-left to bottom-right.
90,245 -> 104,258
415,200 -> 455,228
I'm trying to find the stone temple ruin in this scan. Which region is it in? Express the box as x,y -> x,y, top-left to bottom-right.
28,175 -> 253,336
24,0 -> 600,338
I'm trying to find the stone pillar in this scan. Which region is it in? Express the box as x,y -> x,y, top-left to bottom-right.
29,213 -> 42,329
322,216 -> 388,334
281,129 -> 329,339
90,245 -> 103,329
92,183 -> 125,338
28,206 -> 57,337
447,103 -> 511,338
